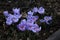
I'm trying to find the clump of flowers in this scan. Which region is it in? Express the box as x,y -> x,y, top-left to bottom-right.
17,19 -> 41,33
40,16 -> 52,24
3,6 -> 52,33
32,6 -> 45,14
3,8 -> 22,25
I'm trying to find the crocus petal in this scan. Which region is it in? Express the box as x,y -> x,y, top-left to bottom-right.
26,15 -> 32,20
30,16 -> 38,21
44,16 -> 52,21
40,19 -> 45,23
12,18 -> 19,23
27,16 -> 38,23
8,14 -> 14,19
6,18 -> 12,25
12,8 -> 20,14
27,19 -> 34,24
14,14 -> 22,19
31,26 -> 41,33
17,24 -> 26,31
17,19 -> 27,31
32,23 -> 39,27
6,14 -> 13,21
38,7 -> 45,14
3,11 -> 9,17
6,20 -> 12,25
12,15 -> 19,23
27,11 -> 34,16
32,7 -> 38,13
26,23 -> 33,30
30,24 -> 41,33
20,19 -> 26,24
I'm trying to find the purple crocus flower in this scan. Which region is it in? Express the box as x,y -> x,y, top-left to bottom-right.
6,14 -> 20,25
44,16 -> 52,24
44,16 -> 52,21
17,24 -> 26,31
40,16 -> 52,24
3,11 -> 9,17
28,16 -> 38,21
27,15 -> 38,20
6,13 -> 21,25
11,14 -> 22,23
26,16 -> 38,24
40,19 -> 45,22
26,11 -> 33,19
31,26 -> 41,33
30,16 -> 38,21
17,19 -> 27,31
10,13 -> 22,23
32,7 -> 38,13
12,16 -> 19,23
13,8 -> 22,19
6,15 -> 13,25
12,8 -> 20,15
20,19 -> 26,24
26,23 -> 34,30
38,7 -> 45,14
6,14 -> 14,21
6,19 -> 12,25
31,24 -> 41,33
27,11 -> 34,16
26,23 -> 41,33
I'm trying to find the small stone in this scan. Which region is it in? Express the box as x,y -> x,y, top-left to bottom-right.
57,12 -> 60,15
43,33 -> 46,36
27,37 -> 30,40
50,30 -> 53,33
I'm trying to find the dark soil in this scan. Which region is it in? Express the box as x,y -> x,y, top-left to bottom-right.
0,0 -> 60,40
